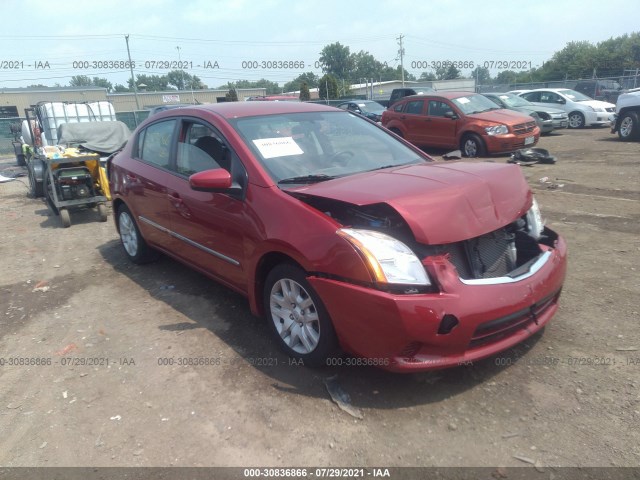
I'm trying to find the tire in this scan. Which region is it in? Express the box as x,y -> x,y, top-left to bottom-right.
28,160 -> 44,198
568,111 -> 585,129
59,208 -> 71,228
263,264 -> 338,367
97,203 -> 108,222
116,204 -> 159,264
461,133 -> 486,157
389,128 -> 403,138
618,111 -> 640,141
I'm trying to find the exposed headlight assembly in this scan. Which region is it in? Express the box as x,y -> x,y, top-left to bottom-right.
526,198 -> 545,240
338,229 -> 431,286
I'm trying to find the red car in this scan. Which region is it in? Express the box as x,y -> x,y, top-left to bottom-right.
108,101 -> 566,372
381,92 -> 540,157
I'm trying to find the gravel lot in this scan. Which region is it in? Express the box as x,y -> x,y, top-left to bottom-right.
0,126 -> 638,472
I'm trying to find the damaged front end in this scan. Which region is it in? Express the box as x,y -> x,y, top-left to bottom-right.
290,192 -> 556,290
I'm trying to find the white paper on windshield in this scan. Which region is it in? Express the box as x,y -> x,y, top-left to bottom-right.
457,97 -> 470,104
253,137 -> 304,159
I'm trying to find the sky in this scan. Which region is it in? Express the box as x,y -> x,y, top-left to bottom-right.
1,0 -> 639,90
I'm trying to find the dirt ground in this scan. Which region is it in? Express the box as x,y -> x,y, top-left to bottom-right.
0,126 -> 638,472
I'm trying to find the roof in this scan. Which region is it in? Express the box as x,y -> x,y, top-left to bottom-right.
401,91 -> 479,101
153,100 -> 340,120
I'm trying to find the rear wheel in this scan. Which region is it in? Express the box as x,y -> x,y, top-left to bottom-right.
568,111 -> 585,129
264,264 -> 338,367
389,128 -> 403,138
461,133 -> 486,157
116,204 -> 159,264
618,111 -> 640,140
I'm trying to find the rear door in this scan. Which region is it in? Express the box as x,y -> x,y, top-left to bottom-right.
126,119 -> 177,249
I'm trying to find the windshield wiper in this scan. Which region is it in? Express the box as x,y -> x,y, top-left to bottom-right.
278,174 -> 337,185
368,162 -> 418,172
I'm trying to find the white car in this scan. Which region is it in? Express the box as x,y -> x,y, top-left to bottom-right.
611,88 -> 640,141
517,88 -> 615,128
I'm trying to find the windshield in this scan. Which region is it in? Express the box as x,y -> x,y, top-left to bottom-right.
231,111 -> 426,184
497,93 -> 532,108
557,89 -> 593,102
452,94 -> 501,114
360,101 -> 386,114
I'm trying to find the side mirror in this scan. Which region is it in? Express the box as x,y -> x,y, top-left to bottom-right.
444,111 -> 458,120
189,168 -> 232,192
556,98 -> 566,104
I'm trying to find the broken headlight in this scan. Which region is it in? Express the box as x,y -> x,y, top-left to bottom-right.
526,198 -> 544,240
338,228 -> 430,286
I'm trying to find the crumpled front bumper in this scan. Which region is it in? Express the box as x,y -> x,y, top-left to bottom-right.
309,235 -> 567,372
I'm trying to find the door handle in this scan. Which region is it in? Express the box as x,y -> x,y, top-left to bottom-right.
167,193 -> 183,205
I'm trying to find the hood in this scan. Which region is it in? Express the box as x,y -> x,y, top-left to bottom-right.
578,100 -> 615,109
290,162 -> 532,244
616,90 -> 640,111
466,108 -> 534,124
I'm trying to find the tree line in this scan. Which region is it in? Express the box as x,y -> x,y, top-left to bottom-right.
30,32 -> 639,100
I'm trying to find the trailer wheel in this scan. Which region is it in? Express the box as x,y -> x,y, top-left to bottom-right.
59,208 -> 71,228
97,203 -> 108,222
28,160 -> 44,198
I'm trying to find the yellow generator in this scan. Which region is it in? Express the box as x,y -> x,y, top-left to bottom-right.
23,102 -> 130,228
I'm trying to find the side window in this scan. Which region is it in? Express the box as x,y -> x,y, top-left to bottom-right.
393,102 -> 404,112
175,121 -> 226,176
140,120 -> 176,168
539,92 -> 557,103
404,100 -> 424,115
522,92 -> 539,102
428,100 -> 452,117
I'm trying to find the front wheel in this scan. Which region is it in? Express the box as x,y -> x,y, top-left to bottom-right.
618,111 -> 640,140
116,204 -> 159,264
264,264 -> 338,367
461,134 -> 486,157
568,112 -> 585,129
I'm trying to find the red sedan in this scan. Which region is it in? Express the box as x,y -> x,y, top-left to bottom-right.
108,101 -> 567,372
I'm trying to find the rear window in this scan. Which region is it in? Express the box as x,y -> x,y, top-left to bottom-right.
139,120 -> 176,168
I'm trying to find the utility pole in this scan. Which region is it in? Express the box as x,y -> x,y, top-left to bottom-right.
125,34 -> 140,125
397,34 -> 405,87
176,46 -> 195,104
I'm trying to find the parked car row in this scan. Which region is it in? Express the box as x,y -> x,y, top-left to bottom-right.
511,89 -> 615,129
482,92 -> 568,134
